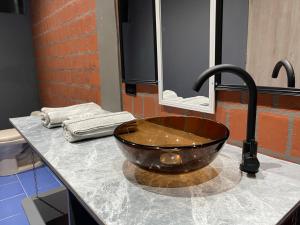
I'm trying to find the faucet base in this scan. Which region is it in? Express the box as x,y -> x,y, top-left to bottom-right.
240,157 -> 260,174
240,140 -> 260,174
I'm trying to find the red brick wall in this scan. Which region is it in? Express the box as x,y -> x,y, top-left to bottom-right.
121,83 -> 300,164
31,0 -> 101,107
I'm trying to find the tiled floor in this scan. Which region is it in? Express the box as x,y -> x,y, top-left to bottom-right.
0,166 -> 62,225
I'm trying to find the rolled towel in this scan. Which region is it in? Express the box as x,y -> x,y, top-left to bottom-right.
62,111 -> 135,143
163,90 -> 178,99
41,102 -> 106,128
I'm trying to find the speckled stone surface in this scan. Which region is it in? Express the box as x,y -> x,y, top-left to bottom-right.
10,116 -> 300,225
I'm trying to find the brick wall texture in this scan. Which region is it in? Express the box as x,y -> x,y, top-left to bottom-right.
121,84 -> 300,164
31,0 -> 101,107
30,1 -> 300,164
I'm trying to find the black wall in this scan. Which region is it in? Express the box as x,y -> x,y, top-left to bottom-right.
120,0 -> 157,84
220,0 -> 249,85
0,6 -> 40,129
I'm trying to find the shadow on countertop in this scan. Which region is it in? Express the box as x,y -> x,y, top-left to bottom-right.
122,155 -> 242,198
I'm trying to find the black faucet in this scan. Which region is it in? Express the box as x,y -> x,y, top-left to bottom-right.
272,59 -> 295,88
193,64 -> 260,174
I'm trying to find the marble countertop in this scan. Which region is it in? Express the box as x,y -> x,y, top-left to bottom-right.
10,116 -> 300,225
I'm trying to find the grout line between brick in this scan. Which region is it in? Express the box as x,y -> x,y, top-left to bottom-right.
33,9 -> 96,39
130,95 -> 134,113
33,0 -> 79,27
219,101 -> 300,116
227,136 -> 300,163
239,92 -> 244,103
36,50 -> 99,60
227,140 -> 243,148
257,146 -> 300,164
272,95 -> 279,108
285,114 -> 295,157
255,112 -> 259,142
141,95 -> 145,118
36,51 -> 99,62
39,80 -> 97,89
35,29 -> 97,49
37,67 -> 98,73
225,110 -> 230,128
132,95 -> 135,116
258,146 -> 285,158
284,155 -> 300,164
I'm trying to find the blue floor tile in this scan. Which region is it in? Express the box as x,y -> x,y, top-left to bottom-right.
38,181 -> 61,194
0,194 -> 26,220
0,175 -> 18,186
0,166 -> 63,225
46,167 -> 63,185
0,213 -> 29,225
0,182 -> 24,201
17,166 -> 61,196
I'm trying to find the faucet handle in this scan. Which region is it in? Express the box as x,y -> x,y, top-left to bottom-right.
240,140 -> 260,174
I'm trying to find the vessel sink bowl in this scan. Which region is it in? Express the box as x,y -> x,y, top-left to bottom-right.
114,116 -> 229,173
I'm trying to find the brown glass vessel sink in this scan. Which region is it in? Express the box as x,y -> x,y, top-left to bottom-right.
114,116 -> 229,173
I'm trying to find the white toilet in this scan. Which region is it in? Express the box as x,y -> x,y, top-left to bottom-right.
0,128 -> 40,176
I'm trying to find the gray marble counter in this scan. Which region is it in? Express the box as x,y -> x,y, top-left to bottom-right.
10,116 -> 300,225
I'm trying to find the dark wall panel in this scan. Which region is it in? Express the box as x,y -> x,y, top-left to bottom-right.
0,11 -> 40,129
221,0 -> 249,85
120,0 -> 157,84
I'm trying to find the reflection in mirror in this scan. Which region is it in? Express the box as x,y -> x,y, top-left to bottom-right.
220,0 -> 299,90
155,0 -> 216,113
271,60 -> 295,88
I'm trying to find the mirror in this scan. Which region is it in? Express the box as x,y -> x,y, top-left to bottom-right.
218,0 -> 300,93
155,0 -> 216,113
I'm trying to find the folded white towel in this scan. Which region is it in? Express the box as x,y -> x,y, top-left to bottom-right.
164,96 -> 184,102
180,96 -> 209,106
41,102 -> 106,128
62,111 -> 135,142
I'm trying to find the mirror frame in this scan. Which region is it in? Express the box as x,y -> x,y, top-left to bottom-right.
214,0 -> 300,96
155,0 -> 217,114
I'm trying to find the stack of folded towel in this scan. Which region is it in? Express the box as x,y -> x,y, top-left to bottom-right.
163,90 -> 183,101
41,102 -> 106,128
180,96 -> 209,106
163,90 -> 179,99
163,90 -> 209,106
62,111 -> 135,143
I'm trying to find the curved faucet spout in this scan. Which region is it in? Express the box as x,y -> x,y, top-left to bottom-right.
272,59 -> 295,88
193,64 -> 260,174
193,64 -> 257,141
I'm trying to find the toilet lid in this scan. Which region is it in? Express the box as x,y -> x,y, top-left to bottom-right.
0,129 -> 24,143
